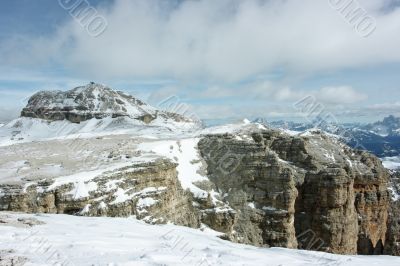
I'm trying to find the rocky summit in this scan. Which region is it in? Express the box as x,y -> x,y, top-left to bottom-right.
21,82 -> 193,124
0,84 -> 399,258
0,83 -> 201,145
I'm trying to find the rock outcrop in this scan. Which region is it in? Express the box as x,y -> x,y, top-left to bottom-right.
198,132 -> 300,248
21,82 -> 195,125
198,130 -> 391,255
354,153 -> 390,254
384,170 -> 400,256
0,159 -> 200,228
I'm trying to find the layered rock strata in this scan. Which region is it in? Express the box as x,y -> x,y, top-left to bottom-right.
0,159 -> 200,228
20,82 -> 194,124
384,170 -> 400,256
198,130 -> 390,254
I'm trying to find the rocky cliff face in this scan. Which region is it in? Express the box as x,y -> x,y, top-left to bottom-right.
0,159 -> 199,228
198,130 -> 391,255
198,132 -> 300,248
21,82 -> 194,124
384,170 -> 400,256
354,153 -> 390,254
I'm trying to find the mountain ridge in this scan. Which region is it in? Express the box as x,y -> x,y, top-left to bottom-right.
21,82 -> 194,125
259,116 -> 400,157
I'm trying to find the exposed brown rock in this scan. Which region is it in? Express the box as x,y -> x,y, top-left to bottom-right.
198,130 -> 391,254
0,159 -> 200,228
384,170 -> 400,256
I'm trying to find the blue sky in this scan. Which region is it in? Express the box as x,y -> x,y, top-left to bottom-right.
0,0 -> 400,123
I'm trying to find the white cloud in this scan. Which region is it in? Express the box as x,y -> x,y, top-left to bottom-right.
332,101 -> 400,120
0,106 -> 20,123
367,101 -> 400,112
150,84 -> 366,122
315,86 -> 368,104
2,0 -> 400,82
175,81 -> 367,104
0,0 -> 397,123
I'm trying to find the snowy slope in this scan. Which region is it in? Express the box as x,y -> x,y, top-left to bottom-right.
0,116 -> 263,147
138,138 -> 210,199
0,115 -> 199,146
201,119 -> 267,135
0,83 -> 202,146
136,120 -> 268,200
1,212 -> 399,266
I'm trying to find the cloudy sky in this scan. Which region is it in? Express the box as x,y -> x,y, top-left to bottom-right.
1,0 -> 400,124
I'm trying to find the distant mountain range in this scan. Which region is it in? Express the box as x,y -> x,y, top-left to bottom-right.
257,115 -> 400,158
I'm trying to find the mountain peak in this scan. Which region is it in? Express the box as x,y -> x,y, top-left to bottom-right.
382,115 -> 400,125
364,115 -> 400,137
20,83 -> 190,125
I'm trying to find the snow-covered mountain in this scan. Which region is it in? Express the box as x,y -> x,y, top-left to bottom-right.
364,115 -> 400,137
261,116 -> 400,158
0,83 -> 202,145
21,82 -> 198,124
